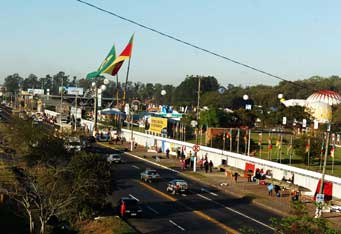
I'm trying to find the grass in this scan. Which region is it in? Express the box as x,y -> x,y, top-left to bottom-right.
78,216 -> 136,234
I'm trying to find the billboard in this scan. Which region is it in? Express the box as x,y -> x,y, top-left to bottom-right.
67,87 -> 83,95
149,117 -> 167,134
27,89 -> 44,95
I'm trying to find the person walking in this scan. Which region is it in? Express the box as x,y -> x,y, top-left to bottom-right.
166,148 -> 170,159
267,183 -> 273,196
204,160 -> 209,173
209,160 -> 213,173
233,172 -> 239,183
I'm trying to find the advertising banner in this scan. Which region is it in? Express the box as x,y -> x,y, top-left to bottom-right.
27,89 -> 44,95
67,87 -> 84,95
150,117 -> 167,134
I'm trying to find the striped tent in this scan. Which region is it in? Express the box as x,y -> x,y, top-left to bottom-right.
307,90 -> 341,106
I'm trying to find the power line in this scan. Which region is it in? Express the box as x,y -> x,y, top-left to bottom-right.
76,0 -> 314,91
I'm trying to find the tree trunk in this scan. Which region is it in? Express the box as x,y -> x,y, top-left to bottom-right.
39,218 -> 45,234
28,211 -> 34,234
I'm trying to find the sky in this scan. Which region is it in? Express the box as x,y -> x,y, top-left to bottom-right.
1,0 -> 341,87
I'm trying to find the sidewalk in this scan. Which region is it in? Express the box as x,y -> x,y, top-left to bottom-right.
100,141 -> 341,229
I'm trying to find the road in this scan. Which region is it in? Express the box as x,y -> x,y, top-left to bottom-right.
103,146 -> 280,234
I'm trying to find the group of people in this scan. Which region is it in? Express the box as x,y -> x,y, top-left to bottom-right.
179,151 -> 214,173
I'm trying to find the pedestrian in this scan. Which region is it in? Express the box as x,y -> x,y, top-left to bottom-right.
177,149 -> 180,159
181,159 -> 186,170
120,201 -> 126,217
166,148 -> 170,158
204,161 -> 209,173
267,183 -> 273,196
247,169 -> 253,182
274,185 -> 281,197
209,160 -> 213,173
233,172 -> 239,183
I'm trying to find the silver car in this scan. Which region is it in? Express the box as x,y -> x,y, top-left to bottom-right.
107,154 -> 122,164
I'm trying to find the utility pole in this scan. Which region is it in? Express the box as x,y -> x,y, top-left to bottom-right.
94,86 -> 98,130
196,77 -> 201,144
316,124 -> 331,218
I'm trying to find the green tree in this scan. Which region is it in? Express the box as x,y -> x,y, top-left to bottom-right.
3,73 -> 23,93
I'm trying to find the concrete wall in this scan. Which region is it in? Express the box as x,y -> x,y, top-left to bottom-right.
121,129 -> 341,199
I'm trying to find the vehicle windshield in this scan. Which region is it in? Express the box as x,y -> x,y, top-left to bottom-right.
69,142 -> 80,146
148,171 -> 157,175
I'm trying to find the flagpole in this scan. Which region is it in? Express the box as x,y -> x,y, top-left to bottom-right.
123,54 -> 132,106
307,137 -> 311,168
116,74 -> 119,107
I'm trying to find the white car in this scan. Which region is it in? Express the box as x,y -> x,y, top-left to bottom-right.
107,154 -> 122,164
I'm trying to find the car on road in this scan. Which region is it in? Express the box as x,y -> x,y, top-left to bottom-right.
140,169 -> 160,183
116,197 -> 143,217
107,153 -> 122,164
166,179 -> 189,194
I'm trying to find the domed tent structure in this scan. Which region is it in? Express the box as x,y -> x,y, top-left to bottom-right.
306,90 -> 341,106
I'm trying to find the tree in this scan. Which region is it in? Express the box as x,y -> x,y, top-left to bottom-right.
271,201 -> 340,234
173,75 -> 219,106
3,73 -> 23,93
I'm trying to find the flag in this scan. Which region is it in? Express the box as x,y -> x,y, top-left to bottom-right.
330,145 -> 335,157
268,137 -> 272,150
102,34 -> 134,76
258,133 -> 262,146
86,44 -> 117,79
305,143 -> 310,153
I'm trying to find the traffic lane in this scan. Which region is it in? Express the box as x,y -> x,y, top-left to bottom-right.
110,163 -> 227,234
120,152 -> 279,230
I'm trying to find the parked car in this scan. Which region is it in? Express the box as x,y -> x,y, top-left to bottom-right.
140,169 -> 160,183
116,197 -> 143,217
166,179 -> 189,194
107,154 -> 122,164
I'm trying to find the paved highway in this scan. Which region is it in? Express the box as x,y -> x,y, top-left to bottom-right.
104,146 -> 280,234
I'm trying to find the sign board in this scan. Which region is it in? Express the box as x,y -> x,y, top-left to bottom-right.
27,89 -> 44,95
316,193 -> 324,203
149,117 -> 167,134
282,117 -> 287,125
314,120 -> 319,130
192,144 -> 200,152
67,87 -> 83,95
70,107 -> 82,119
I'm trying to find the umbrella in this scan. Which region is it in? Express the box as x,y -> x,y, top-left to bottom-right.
307,90 -> 341,106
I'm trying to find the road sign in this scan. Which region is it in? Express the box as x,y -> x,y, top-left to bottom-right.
192,144 -> 200,152
316,193 -> 324,203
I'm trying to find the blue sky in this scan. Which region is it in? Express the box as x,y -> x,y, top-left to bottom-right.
1,0 -> 341,86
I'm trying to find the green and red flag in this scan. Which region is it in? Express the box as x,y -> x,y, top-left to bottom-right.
102,34 -> 134,76
86,44 -> 117,79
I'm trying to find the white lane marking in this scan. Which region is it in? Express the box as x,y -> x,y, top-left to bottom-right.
181,194 -> 187,197
131,165 -> 140,169
129,194 -> 140,201
125,152 -> 180,173
146,205 -> 159,214
223,206 -> 274,230
124,151 -> 274,231
197,194 -> 212,201
169,220 -> 185,231
201,188 -> 218,197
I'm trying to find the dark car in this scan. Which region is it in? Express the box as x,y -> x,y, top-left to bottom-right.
116,197 -> 143,217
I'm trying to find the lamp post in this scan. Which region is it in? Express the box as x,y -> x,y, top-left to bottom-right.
91,79 -> 108,130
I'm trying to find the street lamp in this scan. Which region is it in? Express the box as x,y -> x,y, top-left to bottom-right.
91,80 -> 107,130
